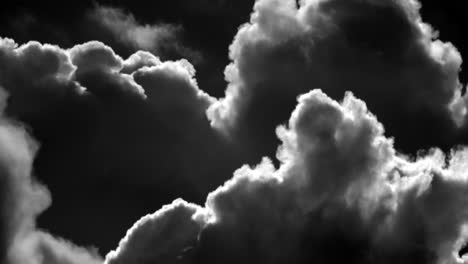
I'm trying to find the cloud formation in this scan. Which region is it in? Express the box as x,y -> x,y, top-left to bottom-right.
0,37 -> 243,254
3,0 -> 468,263
107,90 -> 468,264
208,0 -> 466,155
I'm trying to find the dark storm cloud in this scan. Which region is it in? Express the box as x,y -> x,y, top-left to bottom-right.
86,5 -> 202,63
207,0 -> 466,155
0,37 -> 243,254
106,90 -> 468,264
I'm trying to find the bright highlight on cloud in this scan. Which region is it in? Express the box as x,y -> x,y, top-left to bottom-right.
2,0 -> 468,264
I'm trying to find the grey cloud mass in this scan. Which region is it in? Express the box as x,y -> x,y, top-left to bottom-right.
0,36 -> 242,260
0,36 -> 230,193
2,0 -> 468,263
107,90 -> 468,264
207,0 -> 465,155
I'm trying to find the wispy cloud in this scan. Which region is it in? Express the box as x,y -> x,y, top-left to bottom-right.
87,5 -> 202,63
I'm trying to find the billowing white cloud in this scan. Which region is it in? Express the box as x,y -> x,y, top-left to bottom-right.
207,0 -> 465,154
107,89 -> 468,264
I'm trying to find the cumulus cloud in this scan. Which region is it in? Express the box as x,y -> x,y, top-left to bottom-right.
207,0 -> 466,155
0,36 -> 245,253
3,0 -> 468,263
86,5 -> 202,63
107,89 -> 468,264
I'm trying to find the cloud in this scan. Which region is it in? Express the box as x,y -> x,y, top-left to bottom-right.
2,0 -> 468,263
10,232 -> 102,264
105,199 -> 207,264
86,5 -> 202,63
207,0 -> 466,156
106,89 -> 468,264
0,36 -> 245,253
0,84 -> 102,264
